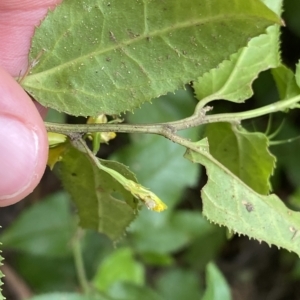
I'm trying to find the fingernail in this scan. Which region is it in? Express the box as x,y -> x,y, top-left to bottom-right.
0,114 -> 38,200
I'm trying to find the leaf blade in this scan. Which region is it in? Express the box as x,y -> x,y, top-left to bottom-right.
57,145 -> 138,240
93,247 -> 145,292
0,192 -> 75,257
22,0 -> 280,116
194,0 -> 282,104
202,262 -> 231,300
184,138 -> 300,256
205,122 -> 276,195
272,64 -> 300,100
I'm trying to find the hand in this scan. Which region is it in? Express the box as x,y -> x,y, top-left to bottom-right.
0,0 -> 62,206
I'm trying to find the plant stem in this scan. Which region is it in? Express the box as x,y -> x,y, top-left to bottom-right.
72,229 -> 90,294
205,95 -> 300,123
45,95 -> 300,136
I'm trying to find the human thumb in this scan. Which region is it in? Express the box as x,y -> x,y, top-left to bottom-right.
0,67 -> 48,206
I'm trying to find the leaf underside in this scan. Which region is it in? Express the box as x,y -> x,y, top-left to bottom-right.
22,0 -> 279,116
57,145 -> 138,240
272,64 -> 300,100
194,0 -> 282,104
184,139 -> 300,256
205,122 -> 276,195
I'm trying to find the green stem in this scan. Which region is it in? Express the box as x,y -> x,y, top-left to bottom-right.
269,135 -> 300,146
205,95 -> 300,123
72,230 -> 90,294
45,95 -> 300,136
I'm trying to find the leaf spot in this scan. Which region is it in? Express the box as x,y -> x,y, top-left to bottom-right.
290,227 -> 300,241
145,198 -> 156,210
109,30 -> 117,42
242,200 -> 254,212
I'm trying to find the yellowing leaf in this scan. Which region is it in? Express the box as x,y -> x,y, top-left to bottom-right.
48,132 -> 67,147
47,143 -> 68,170
93,160 -> 167,212
123,181 -> 167,212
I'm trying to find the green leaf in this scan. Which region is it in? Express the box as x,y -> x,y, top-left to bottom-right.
45,108 -> 66,123
295,60 -> 300,90
108,282 -> 163,300
204,122 -> 276,195
128,212 -> 216,256
156,269 -> 203,300
272,64 -> 300,100
93,247 -> 144,292
22,0 -> 280,116
0,192 -> 75,257
184,138 -> 300,256
57,145 -> 138,240
194,0 -> 281,104
130,219 -> 191,255
202,262 -> 231,300
139,252 -> 173,267
170,211 -> 215,239
27,293 -> 110,300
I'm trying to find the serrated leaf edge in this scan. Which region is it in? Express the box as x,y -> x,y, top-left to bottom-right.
195,26 -> 281,104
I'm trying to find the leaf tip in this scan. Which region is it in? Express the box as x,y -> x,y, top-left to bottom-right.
145,197 -> 168,212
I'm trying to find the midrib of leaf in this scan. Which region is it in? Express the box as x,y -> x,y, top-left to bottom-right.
207,47 -> 251,101
235,131 -> 245,179
25,14 -> 271,80
93,166 -> 107,233
92,162 -> 120,234
213,133 -> 246,180
196,25 -> 280,103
